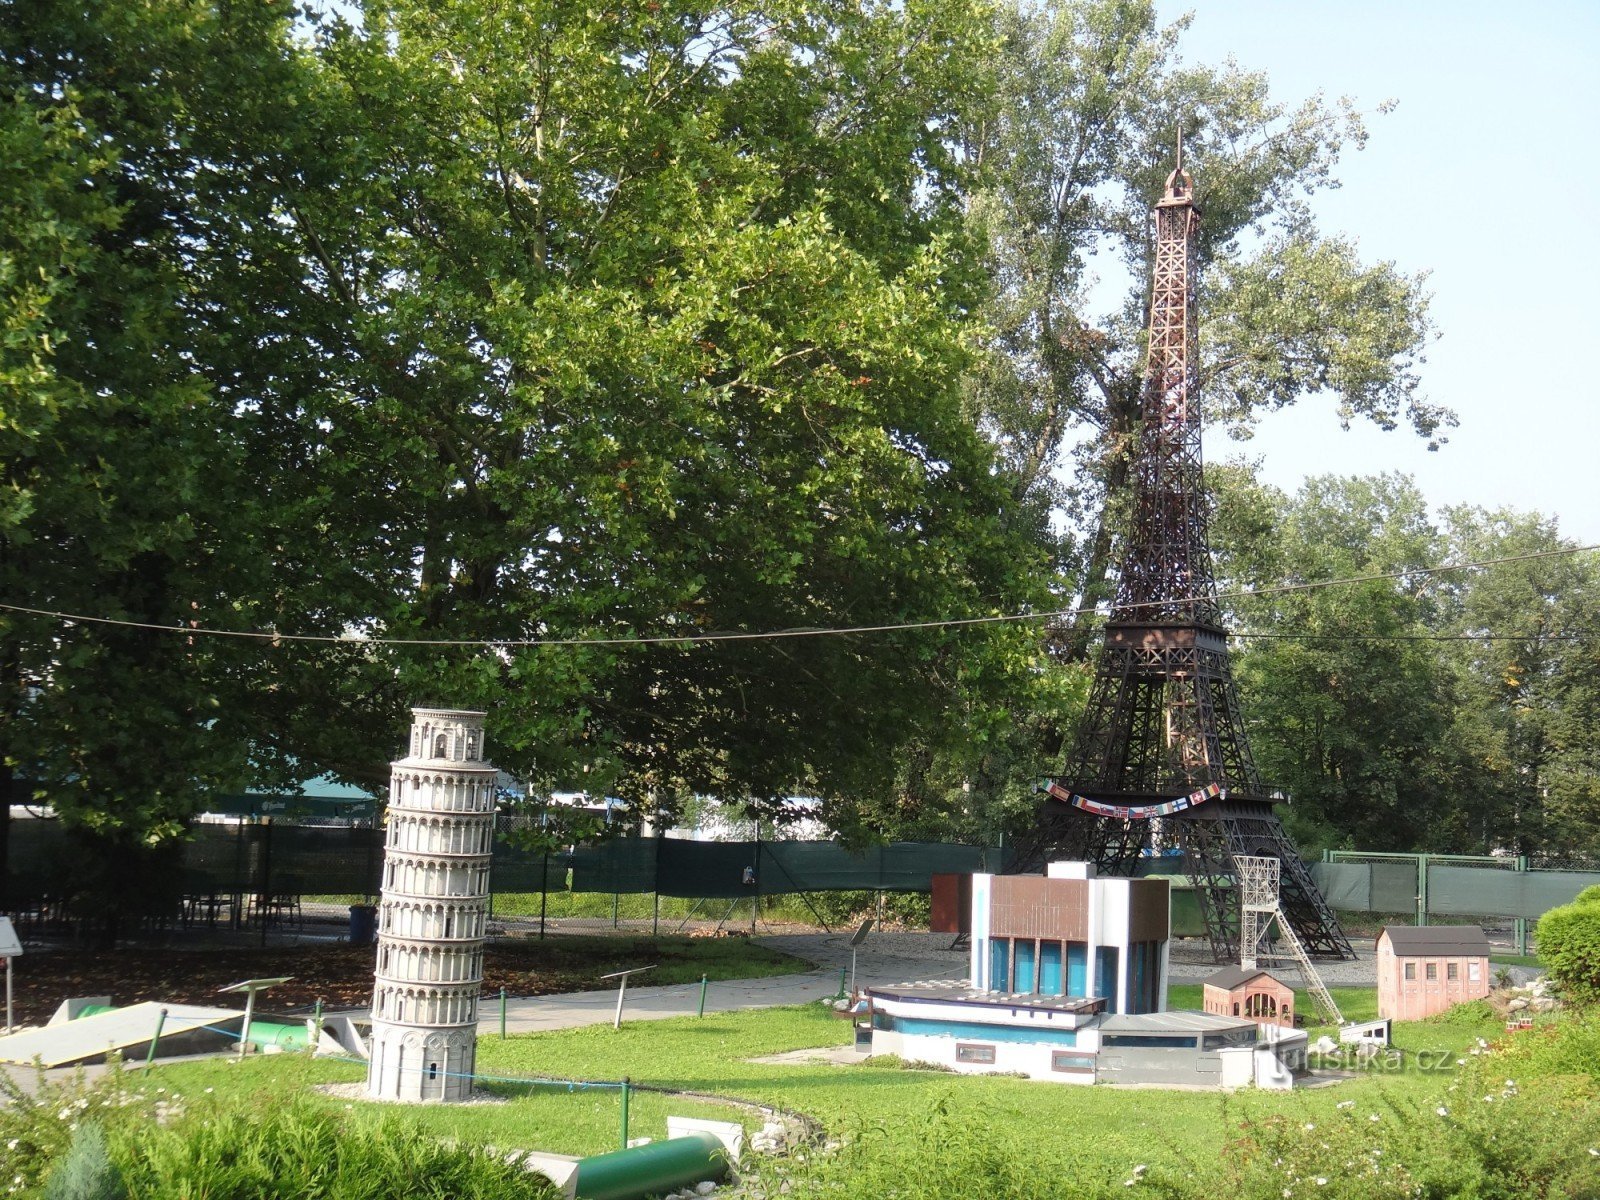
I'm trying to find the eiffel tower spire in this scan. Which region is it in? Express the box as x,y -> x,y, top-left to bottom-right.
1014,145 -> 1354,961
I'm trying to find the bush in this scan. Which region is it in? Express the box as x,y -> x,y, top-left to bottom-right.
43,1124 -> 126,1200
119,1100 -> 559,1199
1536,894 -> 1600,1004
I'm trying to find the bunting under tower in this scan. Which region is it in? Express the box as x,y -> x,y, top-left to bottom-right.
1014,151 -> 1353,961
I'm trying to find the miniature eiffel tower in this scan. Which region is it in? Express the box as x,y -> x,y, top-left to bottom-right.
1012,145 -> 1354,962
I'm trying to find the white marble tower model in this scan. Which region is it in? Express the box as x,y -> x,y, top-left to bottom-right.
366,708 -> 496,1101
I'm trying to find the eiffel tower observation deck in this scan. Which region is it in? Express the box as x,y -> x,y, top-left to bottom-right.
1015,145 -> 1354,962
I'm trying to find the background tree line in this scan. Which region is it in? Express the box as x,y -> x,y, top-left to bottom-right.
1,0 -> 1591,928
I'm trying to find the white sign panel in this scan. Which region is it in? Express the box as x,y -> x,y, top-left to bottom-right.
0,917 -> 20,959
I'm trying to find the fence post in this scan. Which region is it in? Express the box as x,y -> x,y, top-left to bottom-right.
1515,855 -> 1530,955
697,974 -> 708,1018
144,1007 -> 168,1069
619,1076 -> 631,1150
500,988 -> 507,1039
1416,853 -> 1429,927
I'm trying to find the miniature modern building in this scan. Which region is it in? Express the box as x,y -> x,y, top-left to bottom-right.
366,708 -> 497,1101
1376,925 -> 1491,1021
1202,966 -> 1296,1030
867,862 -> 1306,1088
970,862 -> 1170,1015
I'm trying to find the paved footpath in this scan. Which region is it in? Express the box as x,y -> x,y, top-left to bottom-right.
484,931 -> 972,1034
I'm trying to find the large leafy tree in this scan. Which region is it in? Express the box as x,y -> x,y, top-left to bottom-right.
1212,469 -> 1463,853
1212,466 -> 1600,859
1432,509 -> 1600,858
298,0 -> 1048,821
962,0 -> 1449,656
0,0 -> 398,924
1,0 -> 1050,911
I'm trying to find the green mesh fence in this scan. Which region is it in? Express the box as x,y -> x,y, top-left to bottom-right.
571,838 -> 999,898
1427,865 -> 1595,920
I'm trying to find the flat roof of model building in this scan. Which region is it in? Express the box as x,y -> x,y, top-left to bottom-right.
1097,1010 -> 1258,1035
866,986 -> 1104,1015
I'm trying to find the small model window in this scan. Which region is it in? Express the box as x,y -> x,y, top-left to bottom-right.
434,734 -> 449,758
1102,1034 -> 1199,1049
955,1043 -> 996,1065
1404,963 -> 1416,981
1426,963 -> 1438,981
1051,1052 -> 1095,1073
1468,960 -> 1481,982
1447,962 -> 1459,981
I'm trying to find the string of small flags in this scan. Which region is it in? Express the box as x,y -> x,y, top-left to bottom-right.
1042,780 -> 1225,820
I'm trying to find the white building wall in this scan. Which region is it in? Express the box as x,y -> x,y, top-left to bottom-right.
970,874 -> 993,989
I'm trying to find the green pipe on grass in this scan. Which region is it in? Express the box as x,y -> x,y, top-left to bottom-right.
574,1132 -> 728,1200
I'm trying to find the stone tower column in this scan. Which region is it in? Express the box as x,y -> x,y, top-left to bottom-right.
366,708 -> 496,1101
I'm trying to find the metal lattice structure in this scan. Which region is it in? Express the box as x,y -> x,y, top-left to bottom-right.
1013,148 -> 1354,963
1237,857 -> 1342,1025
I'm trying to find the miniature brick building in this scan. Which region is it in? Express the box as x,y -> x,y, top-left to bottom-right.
1202,966 -> 1296,1029
1376,925 -> 1491,1021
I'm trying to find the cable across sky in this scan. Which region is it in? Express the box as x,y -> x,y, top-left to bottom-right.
0,543 -> 1592,650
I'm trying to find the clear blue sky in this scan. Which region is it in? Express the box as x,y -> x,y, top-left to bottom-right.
1155,1 -> 1600,544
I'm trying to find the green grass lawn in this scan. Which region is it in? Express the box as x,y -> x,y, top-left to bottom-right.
144,984 -> 1509,1195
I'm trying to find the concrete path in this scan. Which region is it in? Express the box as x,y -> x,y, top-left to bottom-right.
473,931 -> 971,1035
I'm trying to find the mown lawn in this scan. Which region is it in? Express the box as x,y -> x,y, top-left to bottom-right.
146,984 -> 1510,1195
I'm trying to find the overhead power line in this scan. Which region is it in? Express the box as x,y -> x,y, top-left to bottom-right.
0,543 -> 1593,649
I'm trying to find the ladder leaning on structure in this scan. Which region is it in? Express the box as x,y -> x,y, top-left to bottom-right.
1236,856 -> 1343,1026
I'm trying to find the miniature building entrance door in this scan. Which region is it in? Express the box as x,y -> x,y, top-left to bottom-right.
990,939 -> 1010,991
1244,992 -> 1277,1019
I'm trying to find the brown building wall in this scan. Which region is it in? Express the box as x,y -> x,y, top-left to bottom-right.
929,873 -> 972,935
988,876 -> 1089,941
1128,878 -> 1171,943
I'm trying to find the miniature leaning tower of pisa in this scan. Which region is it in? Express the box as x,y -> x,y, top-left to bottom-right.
366,708 -> 496,1101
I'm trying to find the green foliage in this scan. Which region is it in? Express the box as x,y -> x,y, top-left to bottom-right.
0,0 -> 1049,906
1210,465 -> 1600,859
964,0 -> 1444,634
1537,895 -> 1600,1005
42,1124 -> 125,1200
119,1100 -> 557,1200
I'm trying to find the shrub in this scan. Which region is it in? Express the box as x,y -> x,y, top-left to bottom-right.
119,1100 -> 559,1200
1536,894 -> 1600,1004
43,1123 -> 126,1200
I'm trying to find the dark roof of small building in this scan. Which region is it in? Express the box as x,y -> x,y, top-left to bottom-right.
1378,925 -> 1491,956
1202,966 -> 1289,990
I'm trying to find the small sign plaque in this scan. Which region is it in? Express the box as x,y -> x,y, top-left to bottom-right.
0,917 -> 20,959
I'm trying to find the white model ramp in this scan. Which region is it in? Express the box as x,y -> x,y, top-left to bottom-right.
0,1003 -> 245,1068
